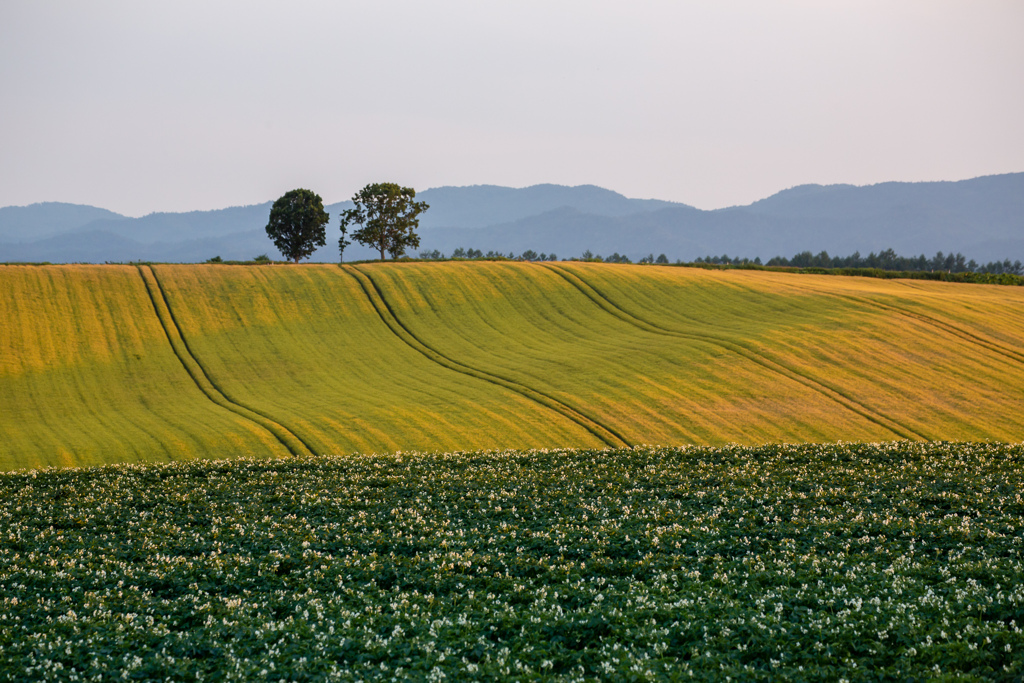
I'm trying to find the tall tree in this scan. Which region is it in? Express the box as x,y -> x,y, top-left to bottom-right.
340,183 -> 429,260
338,221 -> 352,263
265,189 -> 329,263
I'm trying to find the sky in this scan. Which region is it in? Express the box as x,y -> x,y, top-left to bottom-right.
1,1 -> 1022,216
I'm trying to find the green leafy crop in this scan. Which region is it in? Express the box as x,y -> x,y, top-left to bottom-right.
1,442 -> 1023,680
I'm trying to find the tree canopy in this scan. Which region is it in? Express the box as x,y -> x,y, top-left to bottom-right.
340,183 -> 429,260
265,189 -> 329,263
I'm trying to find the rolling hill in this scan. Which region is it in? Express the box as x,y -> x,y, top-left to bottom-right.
2,262 -> 1022,470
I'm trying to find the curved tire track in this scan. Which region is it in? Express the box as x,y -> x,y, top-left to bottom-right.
543,263 -> 927,441
138,266 -> 316,457
342,265 -> 629,449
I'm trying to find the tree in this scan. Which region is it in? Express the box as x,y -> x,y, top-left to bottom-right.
340,183 -> 429,260
338,221 -> 352,263
265,189 -> 329,264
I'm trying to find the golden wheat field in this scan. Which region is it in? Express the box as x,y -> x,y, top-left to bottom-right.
1,262 -> 1022,470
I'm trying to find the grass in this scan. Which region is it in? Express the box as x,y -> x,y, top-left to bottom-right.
553,264 -> 1024,442
148,264 -> 599,457
356,262 -> 1024,445
2,442 -> 1022,680
0,266 -> 290,470
2,262 -> 1024,469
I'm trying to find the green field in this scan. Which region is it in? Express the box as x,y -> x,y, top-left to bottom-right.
3,264 -> 1024,680
2,262 -> 1023,470
2,442 -> 1022,680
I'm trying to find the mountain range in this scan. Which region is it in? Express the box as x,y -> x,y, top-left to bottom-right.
1,173 -> 1021,263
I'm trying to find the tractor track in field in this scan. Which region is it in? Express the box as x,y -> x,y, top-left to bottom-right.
543,264 -> 929,442
784,280 -> 1024,367
342,265 -> 630,449
138,266 -> 316,458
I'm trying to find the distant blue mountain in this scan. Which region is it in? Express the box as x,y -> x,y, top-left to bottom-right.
0,203 -> 126,242
1,174 -> 1021,263
68,202 -> 277,244
415,175 -> 1024,263
417,184 -> 680,228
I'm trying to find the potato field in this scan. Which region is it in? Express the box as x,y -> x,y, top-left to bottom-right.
2,442 -> 1023,681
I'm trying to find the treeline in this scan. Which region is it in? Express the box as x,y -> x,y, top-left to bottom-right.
415,245 -> 1024,282
419,248 -> 676,264
419,248 -> 560,261
697,248 -> 1023,275
578,251 -> 670,264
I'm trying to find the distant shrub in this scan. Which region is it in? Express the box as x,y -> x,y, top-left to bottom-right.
764,248 -> 1024,275
206,255 -> 223,263
693,254 -> 761,266
451,248 -> 484,260
678,260 -> 1024,286
605,252 -> 631,264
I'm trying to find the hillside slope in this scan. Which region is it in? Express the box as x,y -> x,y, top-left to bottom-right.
2,263 -> 1022,469
0,266 -> 293,469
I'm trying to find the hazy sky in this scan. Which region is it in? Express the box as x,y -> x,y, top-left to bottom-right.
2,1 -> 1022,216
